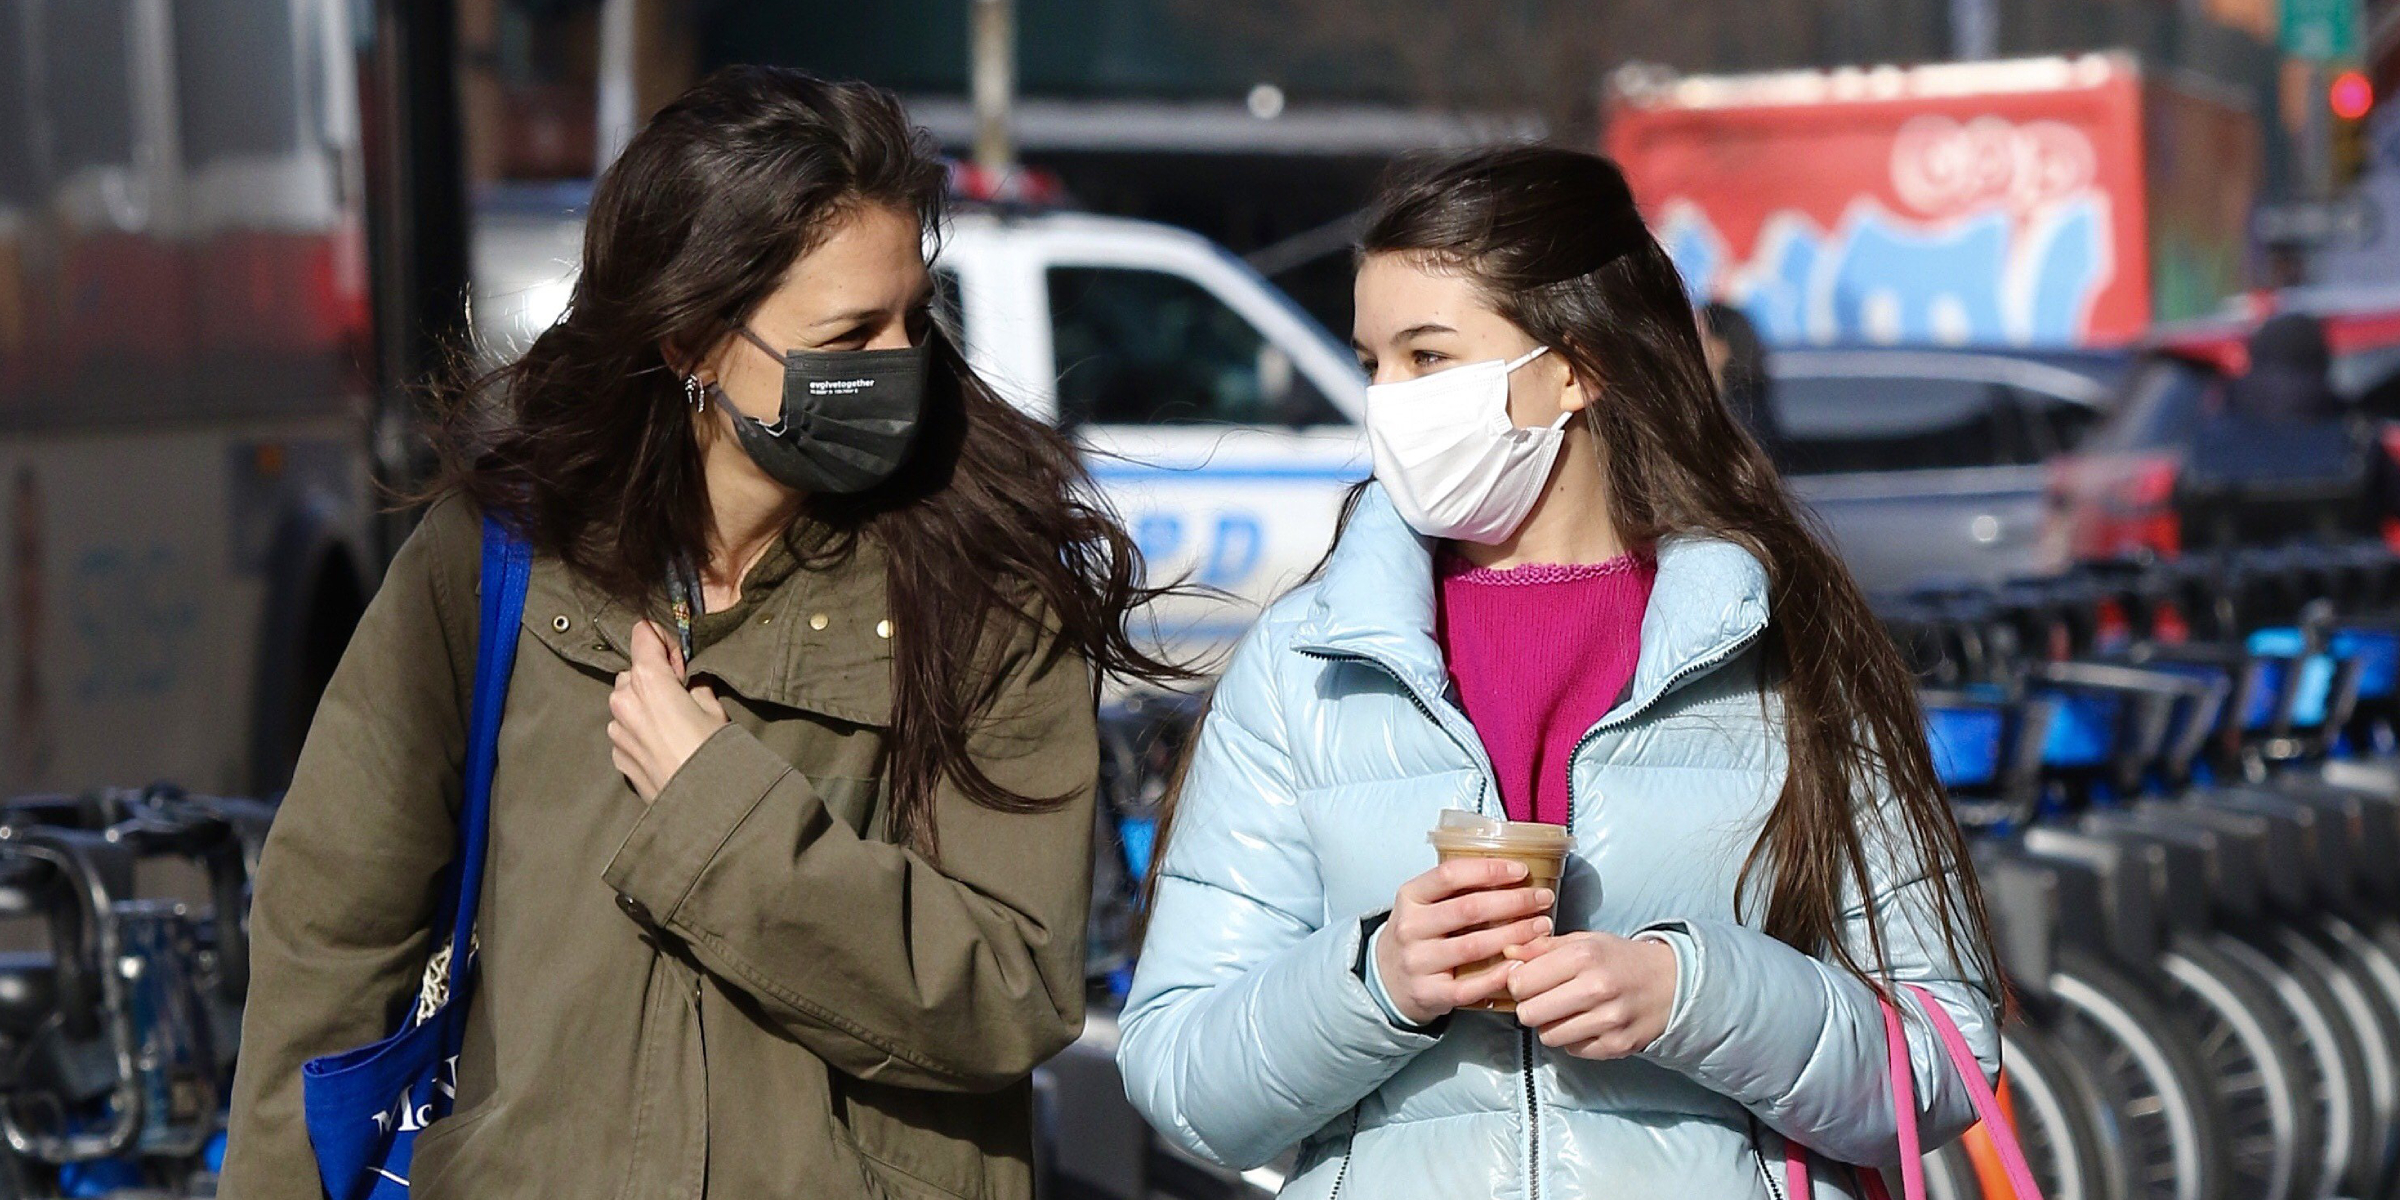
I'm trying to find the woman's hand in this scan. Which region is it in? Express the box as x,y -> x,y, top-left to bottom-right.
609,620 -> 729,802
1372,858 -> 1556,1026
1501,931 -> 1679,1059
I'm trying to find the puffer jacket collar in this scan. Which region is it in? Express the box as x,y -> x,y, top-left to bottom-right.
1290,483 -> 1774,726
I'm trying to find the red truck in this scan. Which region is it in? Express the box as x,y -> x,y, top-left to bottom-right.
1606,53 -> 2260,348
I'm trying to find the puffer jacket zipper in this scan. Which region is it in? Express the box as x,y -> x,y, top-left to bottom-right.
1326,1107 -> 1363,1199
1294,647 -> 1499,816
1300,621 -> 1764,1200
1563,622 -> 1767,823
1521,1027 -> 1542,1200
1533,624 -> 1767,1200
1750,1117 -> 1790,1200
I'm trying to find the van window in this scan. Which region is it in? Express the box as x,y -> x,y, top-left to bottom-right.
1048,266 -> 1341,428
1775,375 -> 2028,474
2017,388 -> 2101,458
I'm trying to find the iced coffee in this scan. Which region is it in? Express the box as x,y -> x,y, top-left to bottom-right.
1425,809 -> 1571,1012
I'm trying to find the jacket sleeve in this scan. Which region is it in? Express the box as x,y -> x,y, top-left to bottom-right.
1115,621 -> 1443,1171
220,501 -> 481,1200
1635,785 -> 2000,1169
598,608 -> 1096,1093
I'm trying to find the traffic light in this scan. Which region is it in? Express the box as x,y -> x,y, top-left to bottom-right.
2331,69 -> 2375,187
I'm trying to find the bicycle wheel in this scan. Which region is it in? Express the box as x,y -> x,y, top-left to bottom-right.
2158,932 -> 2320,1200
2276,922 -> 2400,1194
1924,1142 -> 1982,1200
2215,929 -> 2375,1199
2002,1015 -> 2130,1200
2049,946 -> 2230,1200
2316,911 -> 2400,1197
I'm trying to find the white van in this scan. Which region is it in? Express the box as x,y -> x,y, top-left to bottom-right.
474,198 -> 1372,654
935,209 -> 1368,644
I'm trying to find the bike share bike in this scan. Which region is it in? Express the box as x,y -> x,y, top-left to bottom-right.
1884,538 -> 2400,1200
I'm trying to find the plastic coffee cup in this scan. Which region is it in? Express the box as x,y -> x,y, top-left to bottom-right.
1425,809 -> 1571,1012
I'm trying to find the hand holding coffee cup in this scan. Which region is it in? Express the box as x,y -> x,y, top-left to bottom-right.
1373,857 -> 1557,1025
1372,811 -> 1574,1023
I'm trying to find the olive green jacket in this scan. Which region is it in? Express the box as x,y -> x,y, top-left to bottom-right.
220,498 -> 1098,1200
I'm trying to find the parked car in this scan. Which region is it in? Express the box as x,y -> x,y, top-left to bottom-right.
2041,291 -> 2400,568
1771,347 -> 2127,591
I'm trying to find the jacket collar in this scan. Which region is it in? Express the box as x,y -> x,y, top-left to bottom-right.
1290,483 -> 1771,721
520,531 -> 895,727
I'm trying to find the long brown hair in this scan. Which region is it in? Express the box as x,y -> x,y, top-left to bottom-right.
1153,146 -> 1993,996
423,66 -> 1189,858
1370,146 -> 1993,994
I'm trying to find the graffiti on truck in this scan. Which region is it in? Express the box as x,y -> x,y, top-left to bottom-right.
1649,114 -> 2121,347
1661,195 -> 2112,347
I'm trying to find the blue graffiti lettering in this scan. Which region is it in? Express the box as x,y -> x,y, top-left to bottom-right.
1664,196 -> 2111,346
1828,212 -> 2011,343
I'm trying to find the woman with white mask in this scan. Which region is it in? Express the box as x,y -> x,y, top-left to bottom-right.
1116,147 -> 2004,1198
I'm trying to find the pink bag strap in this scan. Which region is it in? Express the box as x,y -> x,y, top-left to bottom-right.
1905,983 -> 2043,1199
1780,984 -> 2041,1200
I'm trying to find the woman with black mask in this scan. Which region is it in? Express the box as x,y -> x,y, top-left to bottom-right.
223,67 -> 1182,1200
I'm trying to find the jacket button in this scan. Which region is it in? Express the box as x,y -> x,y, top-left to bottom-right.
552,615 -> 571,632
616,892 -> 655,927
875,619 -> 892,639
808,612 -> 830,630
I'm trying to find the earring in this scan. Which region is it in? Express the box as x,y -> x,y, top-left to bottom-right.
684,373 -> 708,414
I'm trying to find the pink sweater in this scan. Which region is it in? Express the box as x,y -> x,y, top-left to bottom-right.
1434,551 -> 1657,826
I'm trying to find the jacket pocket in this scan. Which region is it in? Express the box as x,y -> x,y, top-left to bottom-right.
847,1151 -> 975,1200
830,1073 -> 1030,1200
602,955 -> 709,1200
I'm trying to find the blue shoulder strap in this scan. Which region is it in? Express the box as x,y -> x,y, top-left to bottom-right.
448,516 -> 532,969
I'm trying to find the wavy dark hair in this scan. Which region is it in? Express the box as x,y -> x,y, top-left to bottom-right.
1144,146 -> 1995,997
422,65 -> 1188,858
1353,146 -> 1995,997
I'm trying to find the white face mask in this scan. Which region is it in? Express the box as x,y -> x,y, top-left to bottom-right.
1364,345 -> 1571,544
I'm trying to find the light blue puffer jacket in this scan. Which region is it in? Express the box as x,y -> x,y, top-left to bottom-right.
1116,484 -> 1999,1200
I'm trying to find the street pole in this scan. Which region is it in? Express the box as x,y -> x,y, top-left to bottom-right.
597,0 -> 637,170
972,0 -> 1016,173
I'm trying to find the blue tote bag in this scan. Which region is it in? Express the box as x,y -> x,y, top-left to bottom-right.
300,515 -> 530,1199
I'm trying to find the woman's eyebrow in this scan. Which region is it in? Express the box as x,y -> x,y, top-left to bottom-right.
1395,322 -> 1457,341
807,284 -> 939,331
808,306 -> 890,329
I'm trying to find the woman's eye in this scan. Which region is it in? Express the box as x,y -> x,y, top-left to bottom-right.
1355,358 -> 1376,375
1412,350 -> 1447,367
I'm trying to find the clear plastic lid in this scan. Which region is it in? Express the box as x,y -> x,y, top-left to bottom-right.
1425,808 -> 1572,852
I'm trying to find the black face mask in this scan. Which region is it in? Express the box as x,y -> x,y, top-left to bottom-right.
719,326 -> 931,494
